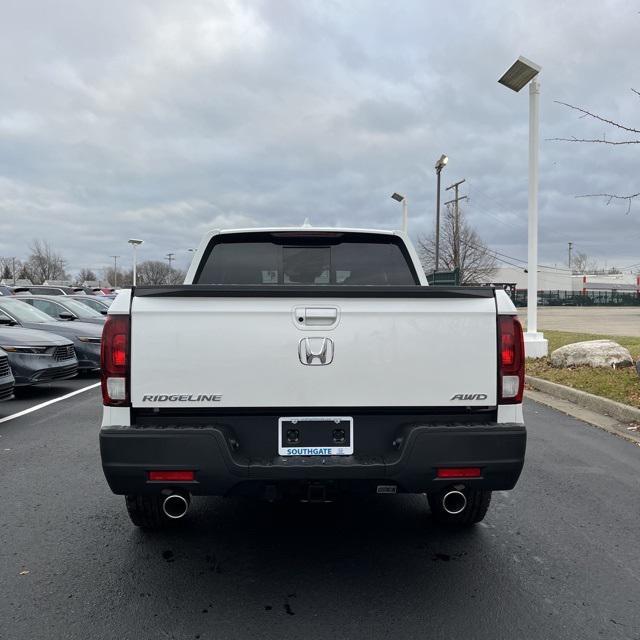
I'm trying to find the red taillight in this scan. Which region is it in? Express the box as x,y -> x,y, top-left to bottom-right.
112,333 -> 127,368
498,315 -> 525,404
147,470 -> 195,482
501,333 -> 515,367
101,314 -> 130,407
437,467 -> 481,478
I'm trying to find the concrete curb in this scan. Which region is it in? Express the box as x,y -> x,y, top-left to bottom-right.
525,375 -> 640,424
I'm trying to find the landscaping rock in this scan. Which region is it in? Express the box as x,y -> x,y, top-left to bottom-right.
550,340 -> 633,369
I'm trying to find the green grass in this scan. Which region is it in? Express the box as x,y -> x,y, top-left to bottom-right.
526,330 -> 640,408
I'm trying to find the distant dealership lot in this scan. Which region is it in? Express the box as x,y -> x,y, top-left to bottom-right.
519,306 -> 640,337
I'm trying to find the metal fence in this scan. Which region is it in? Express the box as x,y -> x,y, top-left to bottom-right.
512,289 -> 640,307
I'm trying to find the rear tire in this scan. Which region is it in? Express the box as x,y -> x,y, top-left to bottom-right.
427,488 -> 492,526
125,495 -> 169,529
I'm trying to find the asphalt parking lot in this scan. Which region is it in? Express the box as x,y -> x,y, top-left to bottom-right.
520,306 -> 640,337
1,383 -> 639,640
0,375 -> 99,422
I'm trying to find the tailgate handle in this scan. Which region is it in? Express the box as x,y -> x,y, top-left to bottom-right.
303,307 -> 338,326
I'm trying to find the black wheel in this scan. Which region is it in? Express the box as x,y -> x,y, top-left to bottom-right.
427,488 -> 492,526
125,494 -> 169,529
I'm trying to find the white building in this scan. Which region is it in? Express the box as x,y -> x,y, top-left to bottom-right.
479,266 -> 572,291
572,273 -> 640,292
480,266 -> 639,293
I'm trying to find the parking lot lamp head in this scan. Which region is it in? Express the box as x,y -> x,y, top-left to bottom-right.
435,154 -> 448,173
498,56 -> 541,93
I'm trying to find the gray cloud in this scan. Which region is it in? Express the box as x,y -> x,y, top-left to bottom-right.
0,0 -> 638,278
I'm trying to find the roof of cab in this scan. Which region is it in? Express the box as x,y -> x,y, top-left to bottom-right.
214,227 -> 398,237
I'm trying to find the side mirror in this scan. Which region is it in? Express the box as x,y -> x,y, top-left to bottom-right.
58,312 -> 76,321
100,310 -> 108,315
0,316 -> 16,326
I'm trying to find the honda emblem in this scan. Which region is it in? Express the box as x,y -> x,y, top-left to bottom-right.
299,337 -> 334,365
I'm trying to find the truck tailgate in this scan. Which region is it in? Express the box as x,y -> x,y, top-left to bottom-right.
129,287 -> 497,409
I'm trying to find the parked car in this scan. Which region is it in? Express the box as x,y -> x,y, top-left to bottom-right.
0,285 -> 14,297
0,297 -> 102,371
12,285 -> 78,296
67,295 -> 111,315
0,326 -> 78,385
16,295 -> 106,325
100,227 -> 526,529
0,347 -> 16,401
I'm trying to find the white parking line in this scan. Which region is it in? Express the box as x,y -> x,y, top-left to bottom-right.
0,382 -> 101,425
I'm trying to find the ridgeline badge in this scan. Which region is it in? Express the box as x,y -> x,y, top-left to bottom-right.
141,394 -> 222,402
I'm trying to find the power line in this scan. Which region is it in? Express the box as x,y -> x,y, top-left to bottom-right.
476,243 -> 571,272
463,238 -> 572,273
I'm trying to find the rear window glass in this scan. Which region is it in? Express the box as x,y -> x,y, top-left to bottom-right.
195,233 -> 418,285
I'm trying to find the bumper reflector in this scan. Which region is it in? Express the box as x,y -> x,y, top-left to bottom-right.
147,470 -> 195,482
437,467 -> 482,479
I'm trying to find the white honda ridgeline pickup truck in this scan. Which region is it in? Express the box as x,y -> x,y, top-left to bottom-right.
100,227 -> 526,529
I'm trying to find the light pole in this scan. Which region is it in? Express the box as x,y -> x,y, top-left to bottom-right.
568,242 -> 573,270
128,239 -> 144,286
391,193 -> 408,232
110,255 -> 120,288
166,253 -> 175,269
499,56 -> 548,358
434,154 -> 448,272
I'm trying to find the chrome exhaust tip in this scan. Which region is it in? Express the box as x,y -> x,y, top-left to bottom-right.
442,490 -> 467,515
162,493 -> 189,519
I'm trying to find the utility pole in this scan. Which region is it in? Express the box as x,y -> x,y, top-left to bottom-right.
444,179 -> 468,276
110,255 -> 120,288
166,253 -> 175,269
568,242 -> 573,271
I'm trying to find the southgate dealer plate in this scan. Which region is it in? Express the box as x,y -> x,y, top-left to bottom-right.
278,417 -> 354,456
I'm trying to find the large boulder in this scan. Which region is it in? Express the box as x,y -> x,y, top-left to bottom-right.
550,340 -> 633,368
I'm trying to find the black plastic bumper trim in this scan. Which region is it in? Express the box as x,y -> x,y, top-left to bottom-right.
100,422 -> 526,496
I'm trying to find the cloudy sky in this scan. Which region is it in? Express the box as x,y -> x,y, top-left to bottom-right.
0,0 -> 638,277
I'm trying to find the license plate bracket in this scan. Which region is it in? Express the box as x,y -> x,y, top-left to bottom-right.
278,416 -> 353,456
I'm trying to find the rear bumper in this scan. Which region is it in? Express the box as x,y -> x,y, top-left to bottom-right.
100,422 -> 526,496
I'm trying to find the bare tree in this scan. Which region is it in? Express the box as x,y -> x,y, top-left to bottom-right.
416,204 -> 496,284
0,257 -> 18,282
76,268 -> 97,284
550,90 -> 640,213
23,240 -> 68,284
571,251 -> 598,274
103,267 -> 133,287
136,260 -> 185,285
571,251 -> 622,274
571,251 -> 587,274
